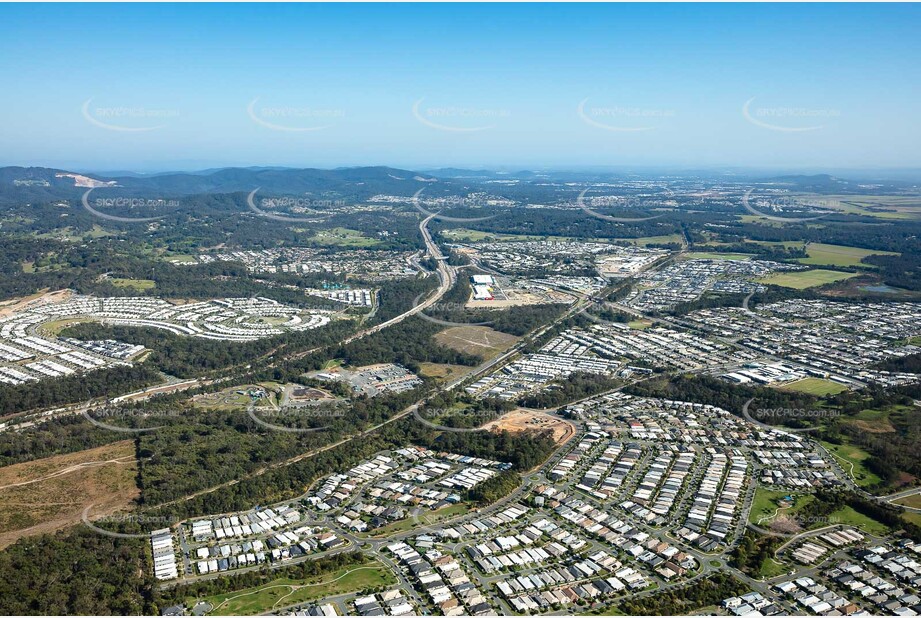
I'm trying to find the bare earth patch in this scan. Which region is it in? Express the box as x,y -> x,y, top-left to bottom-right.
482,409 -> 576,445
0,440 -> 139,548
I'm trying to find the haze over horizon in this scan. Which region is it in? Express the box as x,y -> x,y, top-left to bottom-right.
1,3 -> 919,172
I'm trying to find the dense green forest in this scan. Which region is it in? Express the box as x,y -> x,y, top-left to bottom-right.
518,371 -> 622,408
0,364 -> 161,417
0,527 -> 156,615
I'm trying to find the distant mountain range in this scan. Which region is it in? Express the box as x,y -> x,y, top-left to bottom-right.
0,166 -> 445,204
0,165 -> 915,207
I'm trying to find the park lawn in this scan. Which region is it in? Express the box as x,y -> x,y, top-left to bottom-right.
684,252 -> 753,261
821,441 -> 883,488
201,561 -> 395,615
797,243 -> 898,268
749,488 -> 815,525
310,227 -> 381,248
110,277 -> 156,291
628,319 -> 653,330
758,269 -> 859,290
901,512 -> 921,527
826,506 -> 890,536
777,377 -> 848,396
756,557 -> 791,579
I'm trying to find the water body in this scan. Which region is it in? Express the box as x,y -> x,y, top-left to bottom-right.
860,284 -> 901,294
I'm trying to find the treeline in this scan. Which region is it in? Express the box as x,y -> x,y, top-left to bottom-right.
0,526 -> 156,615
370,275 -> 438,323
795,490 -> 921,542
730,529 -> 784,575
612,573 -> 749,615
624,374 -> 818,423
468,469 -> 521,505
0,415 -> 128,466
60,319 -> 355,378
519,372 -> 621,409
874,351 -> 921,374
0,363 -> 161,417
431,428 -> 557,471
328,317 -> 481,371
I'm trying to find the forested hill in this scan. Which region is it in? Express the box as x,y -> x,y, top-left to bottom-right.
0,165 -> 454,204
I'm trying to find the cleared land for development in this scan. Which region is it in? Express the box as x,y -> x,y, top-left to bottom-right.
758,269 -> 859,289
0,440 -> 139,548
482,409 -> 577,445
417,362 -> 472,382
435,325 -> 519,360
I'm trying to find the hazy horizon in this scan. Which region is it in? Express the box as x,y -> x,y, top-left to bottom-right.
1,3 -> 919,172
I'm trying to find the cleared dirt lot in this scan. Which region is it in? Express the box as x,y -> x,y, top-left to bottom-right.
0,440 -> 139,548
482,409 -> 576,445
435,325 -> 519,360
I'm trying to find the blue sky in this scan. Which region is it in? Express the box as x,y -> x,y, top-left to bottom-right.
0,3 -> 919,172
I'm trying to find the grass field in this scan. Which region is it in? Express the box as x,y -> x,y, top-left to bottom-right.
826,506 -> 890,535
435,325 -> 519,360
805,195 -> 921,220
796,243 -> 898,268
441,228 -> 567,242
109,277 -> 156,291
309,227 -> 380,247
200,561 -> 395,615
164,254 -> 198,264
0,440 -> 139,549
893,493 -> 921,509
628,319 -> 653,330
417,362 -> 471,382
684,252 -> 752,261
777,377 -> 848,396
626,233 -> 684,247
821,441 -> 883,488
758,269 -> 859,289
